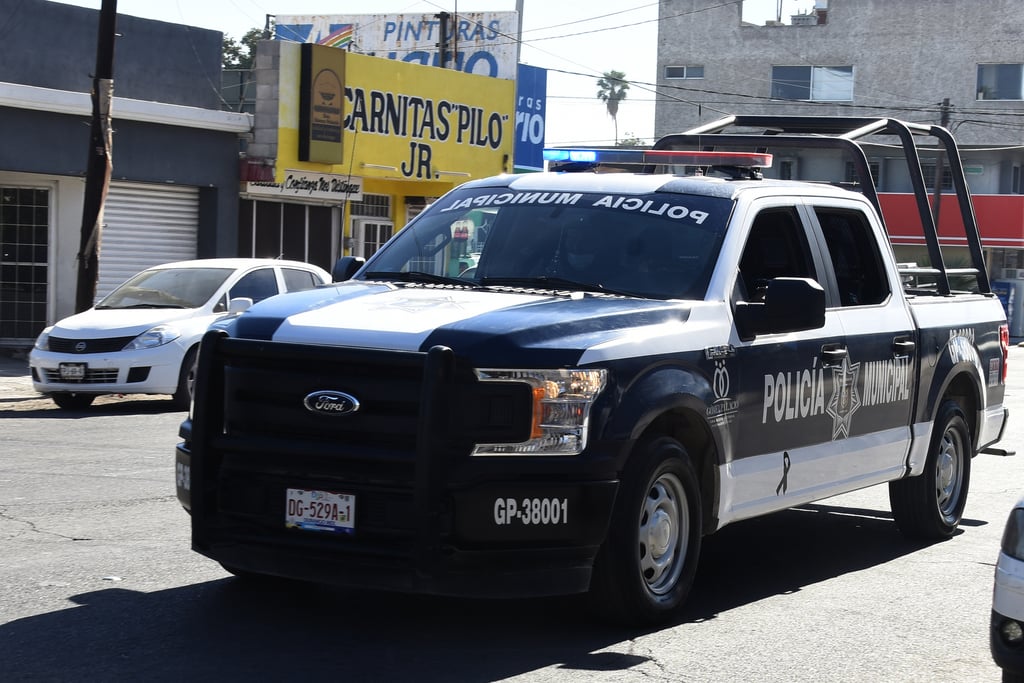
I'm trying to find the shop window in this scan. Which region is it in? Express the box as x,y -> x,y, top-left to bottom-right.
0,186 -> 49,340
239,200 -> 335,271
844,160 -> 881,188
920,161 -> 953,191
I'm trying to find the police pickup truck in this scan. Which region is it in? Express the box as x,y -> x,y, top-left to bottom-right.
176,116 -> 1010,624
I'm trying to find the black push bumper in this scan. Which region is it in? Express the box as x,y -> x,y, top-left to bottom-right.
178,332 -> 623,598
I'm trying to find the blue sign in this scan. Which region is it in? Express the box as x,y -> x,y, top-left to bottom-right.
514,64 -> 547,172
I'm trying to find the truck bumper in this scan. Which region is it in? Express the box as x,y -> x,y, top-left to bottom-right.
177,442 -> 619,598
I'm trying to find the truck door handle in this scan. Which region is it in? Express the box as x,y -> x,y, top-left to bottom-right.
821,346 -> 848,366
892,337 -> 916,357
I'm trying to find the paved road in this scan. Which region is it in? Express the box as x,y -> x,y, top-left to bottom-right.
1,345 -> 1022,682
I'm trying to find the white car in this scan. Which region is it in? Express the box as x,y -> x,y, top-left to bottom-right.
992,495 -> 1024,682
30,258 -> 332,409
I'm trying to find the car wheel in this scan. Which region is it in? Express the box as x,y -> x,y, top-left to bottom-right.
172,347 -> 198,409
50,392 -> 96,410
889,399 -> 971,539
589,434 -> 702,625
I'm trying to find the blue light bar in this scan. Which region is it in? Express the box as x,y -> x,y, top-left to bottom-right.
543,149 -> 598,163
542,148 -> 773,168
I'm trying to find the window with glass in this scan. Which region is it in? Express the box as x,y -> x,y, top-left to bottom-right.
0,187 -> 49,339
814,208 -> 889,307
665,65 -> 704,79
357,188 -> 735,301
771,65 -> 853,101
977,64 -> 1023,100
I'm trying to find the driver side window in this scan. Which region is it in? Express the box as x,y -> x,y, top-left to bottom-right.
738,208 -> 816,301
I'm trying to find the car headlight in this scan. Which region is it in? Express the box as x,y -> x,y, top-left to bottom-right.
1002,508 -> 1024,561
472,368 -> 607,456
125,324 -> 181,350
34,327 -> 53,351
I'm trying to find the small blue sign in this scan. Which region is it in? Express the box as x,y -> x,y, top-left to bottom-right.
514,64 -> 547,172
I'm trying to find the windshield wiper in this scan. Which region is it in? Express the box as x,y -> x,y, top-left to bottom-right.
363,271 -> 478,287
480,276 -> 636,297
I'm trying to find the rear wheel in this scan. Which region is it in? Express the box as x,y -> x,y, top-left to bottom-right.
889,399 -> 971,539
590,434 -> 702,625
171,347 -> 198,409
50,392 -> 96,410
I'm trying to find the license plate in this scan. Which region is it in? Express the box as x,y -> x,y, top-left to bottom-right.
59,363 -> 87,380
285,488 -> 354,534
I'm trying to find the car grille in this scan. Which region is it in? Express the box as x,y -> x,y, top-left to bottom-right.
42,367 -> 119,383
48,335 -> 137,354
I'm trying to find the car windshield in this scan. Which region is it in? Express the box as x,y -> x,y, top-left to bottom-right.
358,187 -> 733,300
96,267 -> 234,309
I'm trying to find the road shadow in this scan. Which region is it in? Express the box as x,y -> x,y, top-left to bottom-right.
0,396 -> 186,418
2,501 -> 962,681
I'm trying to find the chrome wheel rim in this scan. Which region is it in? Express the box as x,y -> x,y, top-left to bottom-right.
638,471 -> 689,596
935,425 -> 965,524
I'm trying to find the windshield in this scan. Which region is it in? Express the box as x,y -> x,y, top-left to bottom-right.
96,267 -> 234,309
358,187 -> 733,299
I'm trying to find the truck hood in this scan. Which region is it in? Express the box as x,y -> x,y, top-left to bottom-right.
233,282 -> 694,366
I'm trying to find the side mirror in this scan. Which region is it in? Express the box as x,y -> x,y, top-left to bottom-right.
332,256 -> 366,282
227,297 -> 253,314
734,277 -> 825,340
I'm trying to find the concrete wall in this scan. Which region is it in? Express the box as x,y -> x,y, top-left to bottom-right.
656,0 -> 1024,146
1,0 -> 223,109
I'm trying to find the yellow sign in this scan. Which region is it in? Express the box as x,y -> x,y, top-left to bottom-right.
278,44 -> 515,184
299,44 -> 345,163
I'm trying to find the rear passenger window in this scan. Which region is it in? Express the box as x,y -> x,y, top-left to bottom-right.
815,208 -> 890,306
282,268 -> 319,292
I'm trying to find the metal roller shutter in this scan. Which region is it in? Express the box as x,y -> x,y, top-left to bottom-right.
96,182 -> 199,299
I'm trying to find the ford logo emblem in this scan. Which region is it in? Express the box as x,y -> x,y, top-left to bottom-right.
303,390 -> 360,416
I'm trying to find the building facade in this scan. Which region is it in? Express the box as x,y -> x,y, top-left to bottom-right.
654,0 -> 1024,278
0,0 -> 250,346
236,40 -> 515,273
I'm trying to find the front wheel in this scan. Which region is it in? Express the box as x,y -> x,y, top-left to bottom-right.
590,434 -> 702,625
889,399 -> 971,539
171,347 -> 198,409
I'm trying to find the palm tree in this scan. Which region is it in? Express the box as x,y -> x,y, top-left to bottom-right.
596,70 -> 630,144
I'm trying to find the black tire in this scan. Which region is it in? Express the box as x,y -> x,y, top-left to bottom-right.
171,347 -> 198,409
589,434 -> 702,625
1004,670 -> 1024,683
889,399 -> 972,540
50,392 -> 96,410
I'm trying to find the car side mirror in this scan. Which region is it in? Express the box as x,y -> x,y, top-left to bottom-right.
228,297 -> 253,314
734,277 -> 825,340
332,256 -> 366,282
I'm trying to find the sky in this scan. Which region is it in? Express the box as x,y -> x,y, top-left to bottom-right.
56,0 -> 814,146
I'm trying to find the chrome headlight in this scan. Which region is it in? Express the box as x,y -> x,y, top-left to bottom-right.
34,326 -> 53,351
1002,507 -> 1024,561
472,368 -> 607,456
125,324 -> 181,350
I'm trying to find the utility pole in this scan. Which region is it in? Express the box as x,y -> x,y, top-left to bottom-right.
75,0 -> 117,312
435,12 -> 450,69
932,97 -> 952,227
